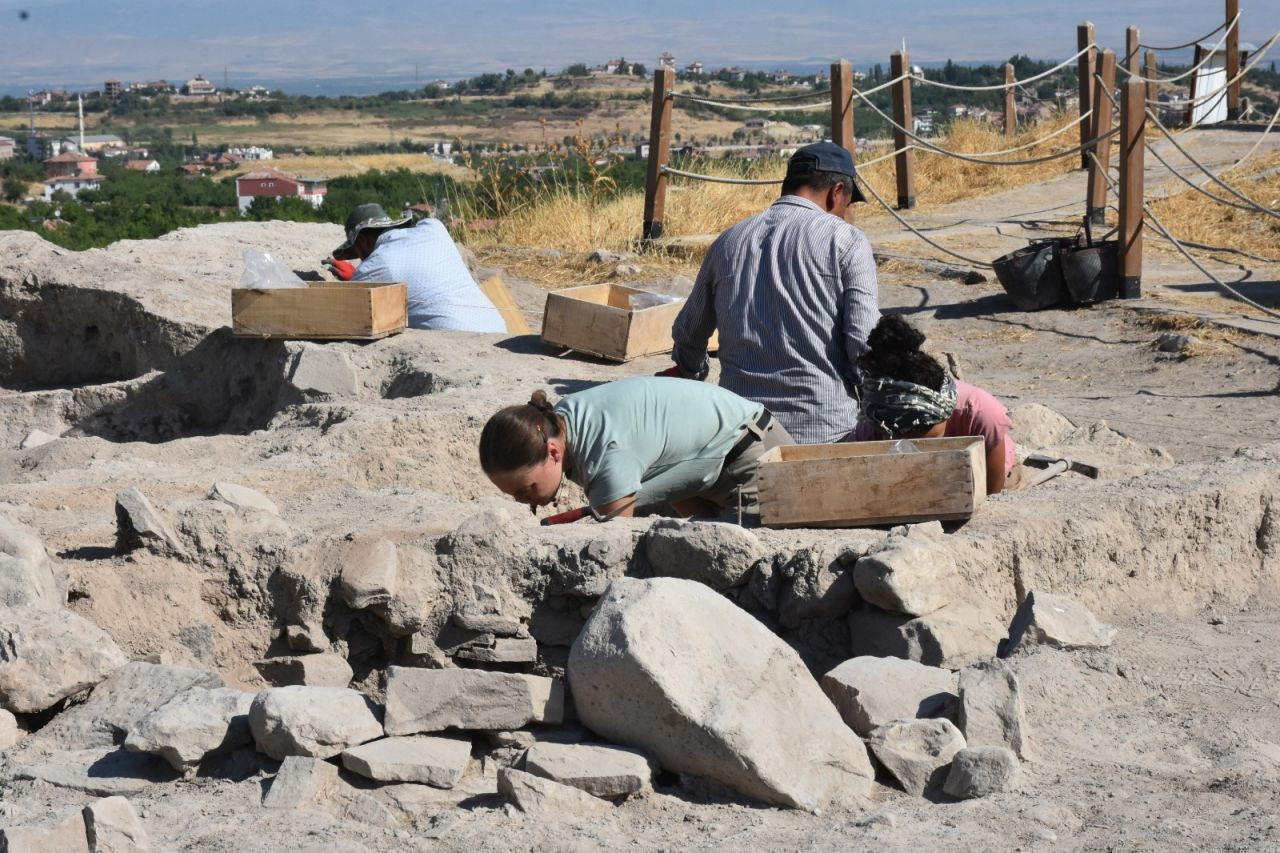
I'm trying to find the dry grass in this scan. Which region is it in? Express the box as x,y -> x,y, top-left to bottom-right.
459,115 -> 1086,289
1146,150 -> 1280,263
213,153 -> 468,181
1128,310 -> 1250,357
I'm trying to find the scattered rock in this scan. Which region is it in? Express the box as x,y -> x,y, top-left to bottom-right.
337,537 -> 398,611
569,577 -> 875,811
208,482 -> 279,515
19,429 -> 59,450
821,656 -> 956,737
114,487 -> 183,555
0,810 -> 89,853
0,514 -> 52,566
0,552 -> 61,609
640,519 -> 764,591
848,599 -> 1005,669
287,345 -> 359,398
15,749 -> 180,797
254,653 -> 353,688
1001,591 -> 1117,656
0,708 -> 20,749
587,248 -> 627,264
943,745 -> 1020,799
454,636 -> 539,663
341,736 -> 472,788
777,545 -> 861,629
248,686 -> 383,760
868,718 -> 966,797
0,605 -> 127,714
854,536 -> 961,617
524,742 -> 655,798
1156,332 -> 1197,354
498,767 -> 612,817
957,660 -> 1027,758
83,796 -> 149,852
38,662 -> 223,749
262,755 -> 339,809
124,686 -> 254,772
613,261 -> 643,277
383,667 -> 563,735
452,611 -> 524,635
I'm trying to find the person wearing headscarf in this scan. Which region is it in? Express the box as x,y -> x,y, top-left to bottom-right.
852,315 -> 1017,494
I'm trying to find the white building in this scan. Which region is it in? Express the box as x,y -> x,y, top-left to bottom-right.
0,136 -> 15,161
43,175 -> 102,201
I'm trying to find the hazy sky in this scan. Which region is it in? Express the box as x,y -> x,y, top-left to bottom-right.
3,0 -> 1278,92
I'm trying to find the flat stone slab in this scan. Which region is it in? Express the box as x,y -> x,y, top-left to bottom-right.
1001,590 -> 1117,656
209,481 -> 279,515
254,654 -> 353,688
249,686 -> 383,760
498,767 -> 612,817
821,656 -> 955,737
957,660 -> 1028,759
524,742 -> 655,798
341,735 -> 472,788
262,755 -> 339,809
383,667 -> 563,735
124,686 -> 254,771
0,810 -> 89,853
15,748 -> 180,797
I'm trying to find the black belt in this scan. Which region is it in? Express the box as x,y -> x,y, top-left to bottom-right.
723,410 -> 772,469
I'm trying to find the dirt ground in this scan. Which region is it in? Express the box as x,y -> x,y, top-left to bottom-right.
1,137 -> 1279,848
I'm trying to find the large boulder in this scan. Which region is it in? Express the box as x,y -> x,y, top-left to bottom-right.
849,601 -> 1005,669
0,810 -> 89,853
569,577 -> 875,811
248,686 -> 383,760
0,606 -> 127,714
124,686 -> 255,771
0,553 -> 61,609
868,718 -> 966,796
114,486 -> 183,555
82,796 -> 150,852
337,537 -> 398,611
640,519 -> 763,590
853,532 -> 962,617
943,745 -> 1020,799
821,656 -> 955,737
957,660 -> 1028,759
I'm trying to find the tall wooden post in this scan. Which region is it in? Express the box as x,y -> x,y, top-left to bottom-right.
830,60 -> 855,158
1077,22 -> 1097,168
1086,49 -> 1116,225
1003,63 -> 1017,136
1118,77 -> 1145,298
1125,27 -> 1141,76
642,67 -> 674,242
1226,0 -> 1241,119
1186,44 -> 1204,126
889,50 -> 915,209
1144,50 -> 1158,105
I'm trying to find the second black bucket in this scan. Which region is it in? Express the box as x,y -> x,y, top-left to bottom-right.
1061,240 -> 1119,304
992,237 -> 1073,310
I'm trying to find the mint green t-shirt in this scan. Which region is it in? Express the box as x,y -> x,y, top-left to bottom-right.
554,376 -> 764,508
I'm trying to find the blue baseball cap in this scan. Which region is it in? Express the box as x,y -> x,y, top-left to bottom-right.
786,142 -> 867,202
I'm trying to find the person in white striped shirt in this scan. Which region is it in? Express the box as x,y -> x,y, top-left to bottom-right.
663,142 -> 880,445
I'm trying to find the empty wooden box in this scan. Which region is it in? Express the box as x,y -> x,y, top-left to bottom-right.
232,281 -> 408,340
541,284 -> 684,362
756,437 -> 986,528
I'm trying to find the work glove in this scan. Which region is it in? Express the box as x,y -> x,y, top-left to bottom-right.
322,257 -> 356,281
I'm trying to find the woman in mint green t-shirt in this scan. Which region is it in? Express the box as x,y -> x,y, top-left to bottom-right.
479,376 -> 792,520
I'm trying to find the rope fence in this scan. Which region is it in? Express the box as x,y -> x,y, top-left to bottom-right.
910,45 -> 1094,92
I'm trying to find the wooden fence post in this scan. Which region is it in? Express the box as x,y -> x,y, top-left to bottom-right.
830,60 -> 854,158
1077,22 -> 1096,168
1186,44 -> 1204,126
1086,49 -> 1116,225
889,50 -> 915,209
1226,0 -> 1241,119
1126,27 -> 1141,76
1145,50 -> 1158,106
642,67 -> 674,243
1118,77 -> 1145,298
1004,63 -> 1017,136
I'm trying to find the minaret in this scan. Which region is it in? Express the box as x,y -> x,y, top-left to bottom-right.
78,94 -> 85,151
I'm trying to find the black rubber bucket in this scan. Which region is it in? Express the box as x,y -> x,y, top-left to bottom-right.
992,238 -> 1073,310
1061,240 -> 1119,304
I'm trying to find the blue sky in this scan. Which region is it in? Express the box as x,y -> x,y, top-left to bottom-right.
3,0 -> 1278,93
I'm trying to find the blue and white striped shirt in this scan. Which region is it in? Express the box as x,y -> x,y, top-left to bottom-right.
353,219 -> 507,333
672,195 -> 880,444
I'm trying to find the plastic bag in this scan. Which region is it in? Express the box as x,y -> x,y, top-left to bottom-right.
239,247 -> 307,290
628,292 -> 683,310
888,439 -> 920,454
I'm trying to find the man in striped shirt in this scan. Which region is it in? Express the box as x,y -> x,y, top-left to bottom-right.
666,142 -> 881,445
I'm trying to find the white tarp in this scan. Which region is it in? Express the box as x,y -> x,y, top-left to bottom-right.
1191,49 -> 1228,126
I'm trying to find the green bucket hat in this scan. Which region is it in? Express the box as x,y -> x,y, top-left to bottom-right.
331,203 -> 414,260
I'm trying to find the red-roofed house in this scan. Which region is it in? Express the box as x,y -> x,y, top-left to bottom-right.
235,169 -> 327,213
125,159 -> 161,173
44,151 -> 98,179
43,174 -> 102,201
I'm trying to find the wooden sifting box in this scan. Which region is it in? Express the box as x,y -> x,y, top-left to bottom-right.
756,436 -> 985,529
541,284 -> 684,362
231,281 -> 408,340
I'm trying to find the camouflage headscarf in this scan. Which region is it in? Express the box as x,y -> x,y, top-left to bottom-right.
861,375 -> 958,437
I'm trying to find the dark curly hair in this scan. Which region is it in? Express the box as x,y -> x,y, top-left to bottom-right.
858,315 -> 948,391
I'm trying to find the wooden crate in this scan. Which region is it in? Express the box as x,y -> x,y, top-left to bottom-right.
756,437 -> 985,529
231,281 -> 407,340
541,284 -> 684,362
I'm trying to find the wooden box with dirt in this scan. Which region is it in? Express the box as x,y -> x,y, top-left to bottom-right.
231,281 -> 408,340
